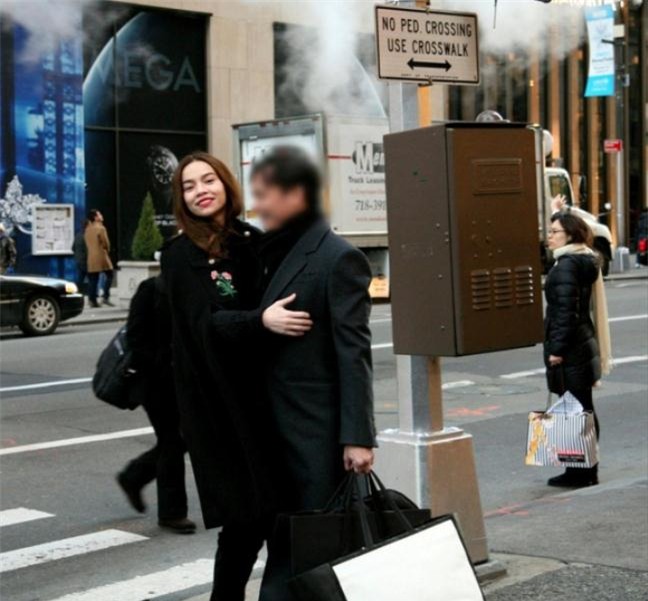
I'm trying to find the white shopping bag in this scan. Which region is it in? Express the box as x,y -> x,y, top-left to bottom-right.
526,392 -> 599,468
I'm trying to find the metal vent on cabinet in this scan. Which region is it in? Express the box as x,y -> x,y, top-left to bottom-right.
514,265 -> 535,305
492,268 -> 514,308
470,269 -> 491,311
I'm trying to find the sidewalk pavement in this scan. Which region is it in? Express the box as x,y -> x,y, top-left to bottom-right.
62,303 -> 128,327
185,556 -> 648,601
64,265 -> 648,328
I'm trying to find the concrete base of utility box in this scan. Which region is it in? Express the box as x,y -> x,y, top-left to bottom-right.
375,427 -> 489,564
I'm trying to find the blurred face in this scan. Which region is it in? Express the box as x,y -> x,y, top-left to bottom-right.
547,221 -> 570,251
181,160 -> 227,221
251,175 -> 308,231
94,211 -> 104,223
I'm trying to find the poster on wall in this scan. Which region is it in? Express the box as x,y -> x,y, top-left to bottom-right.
32,205 -> 74,256
0,3 -> 85,278
117,132 -> 205,259
584,5 -> 615,98
82,3 -> 208,260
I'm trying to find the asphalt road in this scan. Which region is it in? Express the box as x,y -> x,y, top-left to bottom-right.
1,279 -> 646,601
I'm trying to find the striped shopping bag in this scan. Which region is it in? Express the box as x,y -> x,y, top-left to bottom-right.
525,392 -> 599,468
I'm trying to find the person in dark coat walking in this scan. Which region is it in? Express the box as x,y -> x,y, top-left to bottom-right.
544,211 -> 612,488
161,152 -> 312,601
116,276 -> 195,533
212,146 -> 377,601
71,221 -> 89,295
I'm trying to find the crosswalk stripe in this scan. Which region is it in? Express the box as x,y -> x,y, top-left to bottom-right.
47,559 -> 214,601
0,508 -> 54,528
0,428 -> 154,456
0,529 -> 147,573
442,380 -> 475,390
47,559 -> 267,601
371,342 -> 393,350
501,354 -> 648,380
0,377 -> 92,393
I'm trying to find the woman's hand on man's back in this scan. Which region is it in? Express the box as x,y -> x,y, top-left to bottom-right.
262,293 -> 313,337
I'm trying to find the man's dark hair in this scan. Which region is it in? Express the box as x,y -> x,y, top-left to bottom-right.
87,209 -> 100,222
250,146 -> 322,210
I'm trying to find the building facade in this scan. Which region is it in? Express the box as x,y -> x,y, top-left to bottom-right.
1,0 -> 645,277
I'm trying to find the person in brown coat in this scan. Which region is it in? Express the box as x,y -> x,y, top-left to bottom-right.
85,209 -> 114,307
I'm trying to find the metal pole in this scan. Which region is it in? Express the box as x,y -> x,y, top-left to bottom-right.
617,149 -> 625,246
379,2 -> 490,565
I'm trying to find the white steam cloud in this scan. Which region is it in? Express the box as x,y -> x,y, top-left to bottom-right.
275,0 -> 386,117
442,0 -> 607,59
0,0 -> 126,65
270,0 -> 601,117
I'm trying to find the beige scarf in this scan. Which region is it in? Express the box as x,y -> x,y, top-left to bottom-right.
552,243 -> 613,376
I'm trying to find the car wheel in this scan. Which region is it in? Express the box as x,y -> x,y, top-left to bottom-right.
20,295 -> 60,336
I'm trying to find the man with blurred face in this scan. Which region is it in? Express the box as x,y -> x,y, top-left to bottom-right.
250,146 -> 376,600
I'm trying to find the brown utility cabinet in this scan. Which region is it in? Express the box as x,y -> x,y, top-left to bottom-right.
384,122 -> 544,356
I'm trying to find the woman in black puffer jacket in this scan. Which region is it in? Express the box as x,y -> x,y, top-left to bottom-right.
544,211 -> 612,488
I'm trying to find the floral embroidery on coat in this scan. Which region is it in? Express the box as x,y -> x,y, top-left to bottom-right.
210,270 -> 237,298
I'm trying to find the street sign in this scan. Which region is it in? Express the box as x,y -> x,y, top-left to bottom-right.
375,5 -> 479,85
603,139 -> 623,153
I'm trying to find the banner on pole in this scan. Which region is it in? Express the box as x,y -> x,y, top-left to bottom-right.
584,5 -> 615,97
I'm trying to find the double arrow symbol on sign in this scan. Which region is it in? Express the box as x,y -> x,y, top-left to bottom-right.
407,58 -> 452,72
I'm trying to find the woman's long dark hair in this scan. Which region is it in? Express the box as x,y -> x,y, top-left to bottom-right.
551,211 -> 593,247
171,152 -> 244,257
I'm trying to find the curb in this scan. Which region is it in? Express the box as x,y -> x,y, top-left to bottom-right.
605,273 -> 648,282
179,559 -> 508,601
61,313 -> 128,328
476,558 -> 508,584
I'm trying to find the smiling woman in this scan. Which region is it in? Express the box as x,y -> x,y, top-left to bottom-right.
181,161 -> 227,219
170,152 -> 244,258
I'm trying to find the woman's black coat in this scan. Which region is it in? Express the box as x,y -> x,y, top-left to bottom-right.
160,222 -> 278,528
544,253 -> 601,393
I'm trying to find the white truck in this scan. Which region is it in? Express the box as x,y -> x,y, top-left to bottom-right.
232,114 -> 391,297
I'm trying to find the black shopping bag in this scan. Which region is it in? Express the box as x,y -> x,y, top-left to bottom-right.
277,471 -> 431,577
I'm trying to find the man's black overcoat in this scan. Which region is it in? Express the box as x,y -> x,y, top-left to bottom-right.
214,219 -> 377,512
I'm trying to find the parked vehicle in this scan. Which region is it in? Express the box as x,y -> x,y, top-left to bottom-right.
636,210 -> 648,266
232,114 -> 390,298
0,275 -> 84,335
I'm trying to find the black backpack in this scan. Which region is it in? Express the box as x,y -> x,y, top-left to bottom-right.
92,325 -> 140,410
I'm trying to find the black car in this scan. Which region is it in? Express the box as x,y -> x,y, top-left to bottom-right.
0,274 -> 84,336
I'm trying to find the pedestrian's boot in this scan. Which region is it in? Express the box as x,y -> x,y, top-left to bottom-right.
158,517 -> 196,534
547,465 -> 598,488
102,298 -> 115,307
116,472 -> 146,513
